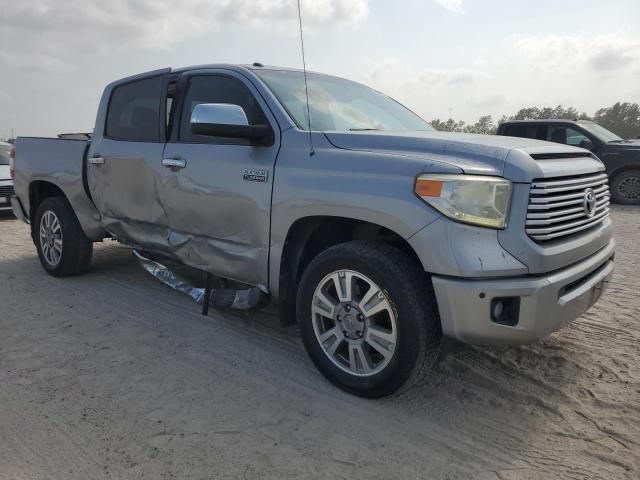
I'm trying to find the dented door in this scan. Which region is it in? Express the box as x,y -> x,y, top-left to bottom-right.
158,71 -> 280,291
87,71 -> 171,249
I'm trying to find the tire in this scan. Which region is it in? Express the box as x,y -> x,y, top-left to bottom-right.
297,241 -> 441,398
610,170 -> 640,204
34,197 -> 93,277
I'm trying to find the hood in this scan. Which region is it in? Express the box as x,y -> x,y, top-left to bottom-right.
608,140 -> 640,153
323,130 -> 588,178
0,165 -> 11,181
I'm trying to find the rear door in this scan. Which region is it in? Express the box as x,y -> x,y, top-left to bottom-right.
159,70 -> 280,289
87,70 -> 171,248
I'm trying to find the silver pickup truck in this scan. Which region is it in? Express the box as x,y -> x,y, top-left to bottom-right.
11,64 -> 615,397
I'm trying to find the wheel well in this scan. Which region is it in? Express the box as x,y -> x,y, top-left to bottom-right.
610,166 -> 640,181
278,216 -> 422,325
28,181 -> 66,239
29,181 -> 66,219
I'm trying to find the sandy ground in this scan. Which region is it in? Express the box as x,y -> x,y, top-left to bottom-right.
0,207 -> 638,480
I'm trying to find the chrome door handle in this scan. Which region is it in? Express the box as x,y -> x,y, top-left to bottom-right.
162,157 -> 186,169
89,156 -> 105,165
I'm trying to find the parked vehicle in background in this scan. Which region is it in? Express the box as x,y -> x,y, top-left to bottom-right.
0,141 -> 15,213
497,119 -> 640,204
11,65 -> 615,397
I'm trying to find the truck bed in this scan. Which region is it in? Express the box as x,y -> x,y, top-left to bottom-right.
13,137 -> 103,239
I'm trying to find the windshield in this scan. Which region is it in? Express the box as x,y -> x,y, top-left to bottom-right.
255,70 -> 433,132
577,121 -> 624,142
0,144 -> 10,165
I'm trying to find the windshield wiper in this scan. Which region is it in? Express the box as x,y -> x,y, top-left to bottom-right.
608,139 -> 626,143
349,128 -> 382,131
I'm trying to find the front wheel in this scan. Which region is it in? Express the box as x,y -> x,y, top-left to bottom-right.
297,241 -> 441,398
610,170 -> 640,204
34,197 -> 93,277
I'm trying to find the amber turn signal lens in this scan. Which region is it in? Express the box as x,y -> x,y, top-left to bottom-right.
415,178 -> 443,197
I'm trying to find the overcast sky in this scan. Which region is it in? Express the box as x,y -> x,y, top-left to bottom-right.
1,0 -> 639,138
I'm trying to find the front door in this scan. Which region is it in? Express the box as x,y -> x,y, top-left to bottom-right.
159,71 -> 280,290
545,125 -> 597,151
87,71 -> 170,249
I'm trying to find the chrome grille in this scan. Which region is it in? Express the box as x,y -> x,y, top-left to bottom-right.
526,172 -> 610,242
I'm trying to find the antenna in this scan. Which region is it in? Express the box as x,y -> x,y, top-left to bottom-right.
296,0 -> 315,156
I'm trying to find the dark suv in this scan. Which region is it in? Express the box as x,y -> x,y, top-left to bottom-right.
497,119 -> 640,204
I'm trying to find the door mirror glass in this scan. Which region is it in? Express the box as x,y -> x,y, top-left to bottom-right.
190,103 -> 249,127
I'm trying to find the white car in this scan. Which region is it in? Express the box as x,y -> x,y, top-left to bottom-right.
0,141 -> 14,212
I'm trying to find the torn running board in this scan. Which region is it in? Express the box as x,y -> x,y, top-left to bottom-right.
133,250 -> 267,314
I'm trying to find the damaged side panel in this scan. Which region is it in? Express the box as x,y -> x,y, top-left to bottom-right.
152,69 -> 282,291
158,142 -> 277,292
86,67 -> 280,292
87,139 -> 171,249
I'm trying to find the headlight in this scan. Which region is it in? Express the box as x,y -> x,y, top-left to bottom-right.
414,174 -> 512,229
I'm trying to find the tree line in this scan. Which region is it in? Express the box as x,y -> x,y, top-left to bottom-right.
430,102 -> 640,139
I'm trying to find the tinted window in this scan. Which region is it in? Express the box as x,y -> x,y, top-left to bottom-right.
106,76 -> 164,142
566,128 -> 590,146
0,144 -> 10,165
180,75 -> 267,145
546,126 -> 590,147
503,124 -> 542,140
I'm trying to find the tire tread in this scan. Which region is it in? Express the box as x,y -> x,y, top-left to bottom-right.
297,240 -> 441,397
34,197 -> 93,277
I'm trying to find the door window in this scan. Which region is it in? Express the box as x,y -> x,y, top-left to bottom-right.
179,75 -> 268,145
503,124 -> 543,140
546,126 -> 590,146
565,128 -> 590,147
105,76 -> 164,142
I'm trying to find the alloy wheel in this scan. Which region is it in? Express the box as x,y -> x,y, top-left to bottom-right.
617,176 -> 640,201
311,270 -> 397,377
39,210 -> 63,266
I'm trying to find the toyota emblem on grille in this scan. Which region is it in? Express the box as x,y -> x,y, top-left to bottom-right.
583,188 -> 597,217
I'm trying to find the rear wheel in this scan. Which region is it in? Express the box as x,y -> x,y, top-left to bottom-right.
611,170 -> 640,204
297,241 -> 441,398
34,197 -> 93,276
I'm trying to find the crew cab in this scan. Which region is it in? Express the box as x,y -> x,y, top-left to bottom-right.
11,65 -> 615,397
497,119 -> 640,204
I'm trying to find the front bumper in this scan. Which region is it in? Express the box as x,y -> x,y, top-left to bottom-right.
432,239 -> 615,344
0,181 -> 14,211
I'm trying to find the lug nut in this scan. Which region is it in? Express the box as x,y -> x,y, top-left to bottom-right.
336,315 -> 341,321
345,305 -> 351,312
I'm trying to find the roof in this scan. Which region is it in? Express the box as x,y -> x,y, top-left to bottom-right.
501,119 -> 594,125
170,63 -> 307,74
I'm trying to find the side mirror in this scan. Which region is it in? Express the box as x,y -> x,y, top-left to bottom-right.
579,139 -> 595,151
190,103 -> 273,146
